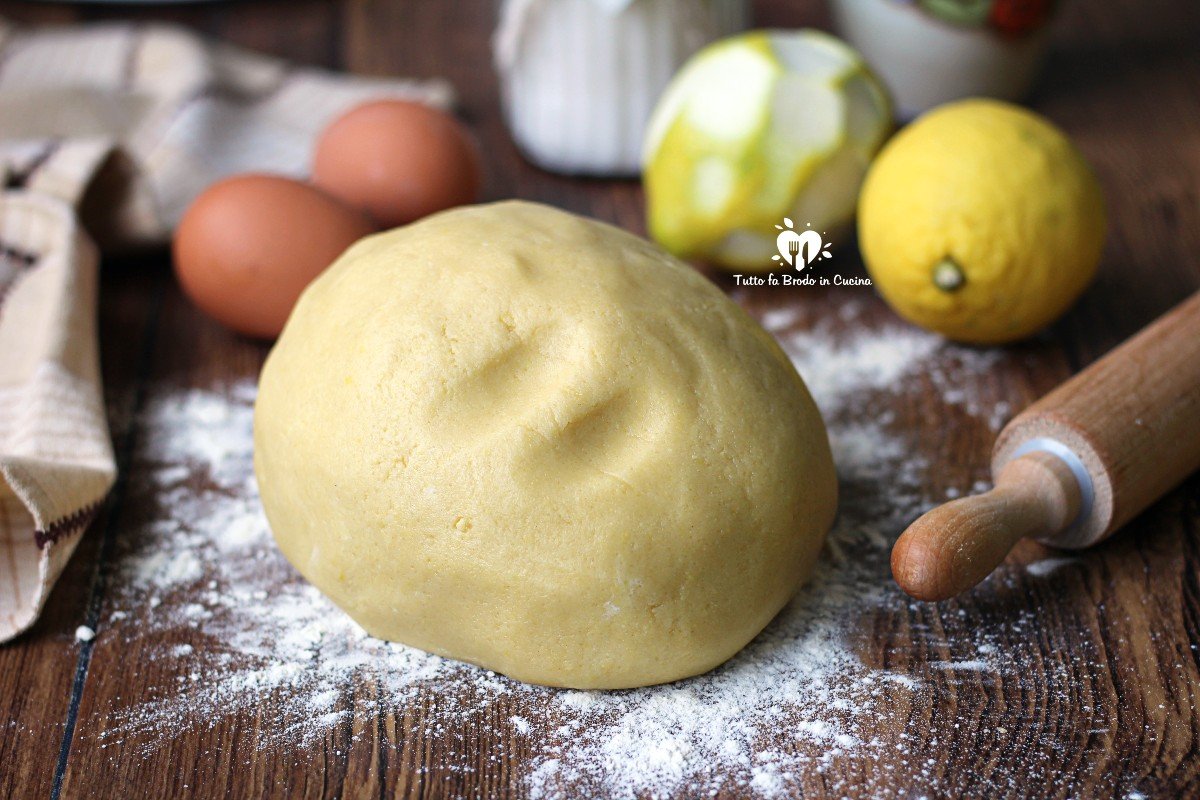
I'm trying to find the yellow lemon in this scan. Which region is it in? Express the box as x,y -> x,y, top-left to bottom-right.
857,99 -> 1106,344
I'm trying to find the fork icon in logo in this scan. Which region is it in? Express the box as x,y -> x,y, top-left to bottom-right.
772,218 -> 832,270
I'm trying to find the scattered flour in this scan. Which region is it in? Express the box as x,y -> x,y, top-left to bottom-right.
779,302 -> 1010,430
1026,557 -> 1079,578
786,325 -> 941,411
95,299 -> 1051,798
932,660 -> 990,672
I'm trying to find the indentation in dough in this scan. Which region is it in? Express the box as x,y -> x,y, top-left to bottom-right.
532,385 -> 674,487
432,323 -> 576,438
431,317 -> 682,488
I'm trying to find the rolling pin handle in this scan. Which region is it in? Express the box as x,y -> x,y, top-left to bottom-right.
891,450 -> 1085,601
892,292 -> 1200,601
1006,437 -> 1095,541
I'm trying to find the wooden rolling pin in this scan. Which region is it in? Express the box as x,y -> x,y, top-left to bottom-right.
892,291 -> 1200,601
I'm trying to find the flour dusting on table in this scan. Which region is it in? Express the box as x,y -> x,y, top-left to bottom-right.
94,299 -> 1036,798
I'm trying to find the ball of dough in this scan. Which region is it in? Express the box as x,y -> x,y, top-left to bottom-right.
254,201 -> 836,689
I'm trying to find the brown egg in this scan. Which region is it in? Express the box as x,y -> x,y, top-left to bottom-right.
173,174 -> 375,339
312,100 -> 482,228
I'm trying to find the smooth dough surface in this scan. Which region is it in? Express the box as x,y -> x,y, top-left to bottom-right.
254,201 -> 837,689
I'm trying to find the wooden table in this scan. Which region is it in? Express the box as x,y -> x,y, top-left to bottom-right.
1,1 -> 1198,797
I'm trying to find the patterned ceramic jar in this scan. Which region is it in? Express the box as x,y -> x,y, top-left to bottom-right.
830,0 -> 1058,119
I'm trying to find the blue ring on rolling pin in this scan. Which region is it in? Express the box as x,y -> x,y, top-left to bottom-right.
1009,437 -> 1095,542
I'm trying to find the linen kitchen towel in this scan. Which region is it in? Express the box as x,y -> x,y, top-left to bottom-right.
0,17 -> 452,641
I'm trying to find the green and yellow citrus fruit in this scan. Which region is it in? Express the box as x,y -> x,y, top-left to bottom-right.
643,30 -> 892,271
858,99 -> 1106,344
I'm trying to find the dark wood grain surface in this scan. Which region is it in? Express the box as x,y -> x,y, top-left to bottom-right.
1,1 -> 1198,798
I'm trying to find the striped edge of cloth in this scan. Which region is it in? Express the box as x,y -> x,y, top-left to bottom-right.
0,17 -> 454,642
